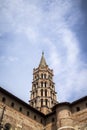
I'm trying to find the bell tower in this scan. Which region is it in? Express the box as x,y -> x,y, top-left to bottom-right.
29,52 -> 57,114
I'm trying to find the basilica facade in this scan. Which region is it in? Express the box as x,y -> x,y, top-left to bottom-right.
0,53 -> 87,130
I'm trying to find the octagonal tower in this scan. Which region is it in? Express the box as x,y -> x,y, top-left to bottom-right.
29,52 -> 57,114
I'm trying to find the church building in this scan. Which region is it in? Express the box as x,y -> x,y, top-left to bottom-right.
0,53 -> 87,130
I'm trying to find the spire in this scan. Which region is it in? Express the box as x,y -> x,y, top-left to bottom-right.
39,52 -> 47,67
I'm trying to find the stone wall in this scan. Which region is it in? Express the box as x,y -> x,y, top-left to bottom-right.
0,89 -> 45,125
72,108 -> 87,130
0,102 -> 44,130
0,87 -> 87,130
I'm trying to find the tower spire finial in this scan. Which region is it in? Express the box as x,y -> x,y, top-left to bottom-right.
42,51 -> 44,55
39,52 -> 47,67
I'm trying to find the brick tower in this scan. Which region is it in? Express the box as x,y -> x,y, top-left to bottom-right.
29,52 -> 57,114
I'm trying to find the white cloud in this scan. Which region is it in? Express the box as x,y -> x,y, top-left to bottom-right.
0,56 -> 18,62
0,0 -> 87,103
47,27 -> 87,102
39,0 -> 87,102
8,56 -> 18,62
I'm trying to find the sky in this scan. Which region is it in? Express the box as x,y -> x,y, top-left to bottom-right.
0,0 -> 87,103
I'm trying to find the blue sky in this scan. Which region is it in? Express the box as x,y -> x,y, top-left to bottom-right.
0,0 -> 87,103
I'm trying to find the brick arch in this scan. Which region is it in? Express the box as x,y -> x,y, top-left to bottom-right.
4,123 -> 12,130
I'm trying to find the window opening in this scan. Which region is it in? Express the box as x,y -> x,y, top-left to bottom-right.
5,123 -> 11,130
45,89 -> 47,97
45,99 -> 48,106
76,107 -> 80,112
19,107 -> 22,112
41,89 -> 43,96
11,102 -> 14,107
41,74 -> 43,79
41,82 -> 43,87
41,99 -> 43,107
2,97 -> 6,103
34,115 -> 36,120
27,111 -> 29,116
45,82 -> 47,87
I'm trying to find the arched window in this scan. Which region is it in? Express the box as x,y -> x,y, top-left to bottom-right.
45,89 -> 47,97
41,89 -> 43,96
76,107 -> 80,112
45,82 -> 47,87
41,74 -> 43,79
27,111 -> 29,116
19,107 -> 22,112
2,97 -> 6,103
44,74 -> 46,79
11,102 -> 14,108
41,99 -> 43,107
41,82 -> 43,87
34,115 -> 36,120
51,101 -> 53,104
4,123 -> 12,130
36,82 -> 38,87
